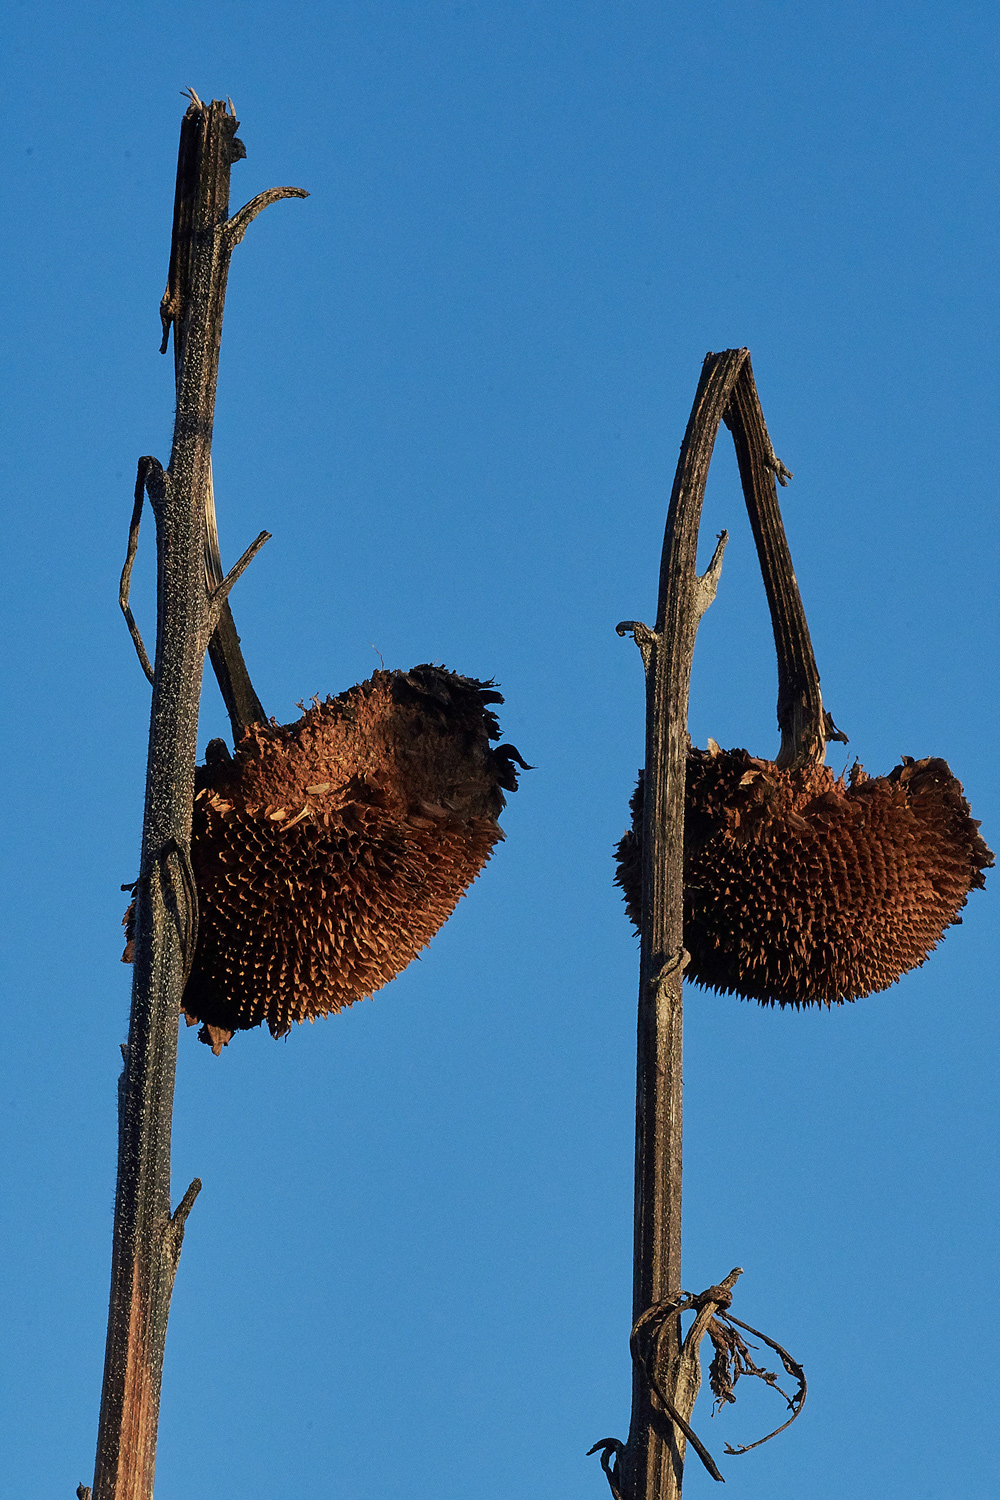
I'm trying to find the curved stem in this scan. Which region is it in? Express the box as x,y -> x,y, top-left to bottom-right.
119,459 -> 161,685
224,185 -> 309,248
724,361 -> 847,768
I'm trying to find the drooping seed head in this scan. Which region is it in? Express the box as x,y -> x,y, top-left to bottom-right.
136,666 -> 525,1052
615,747 -> 992,1006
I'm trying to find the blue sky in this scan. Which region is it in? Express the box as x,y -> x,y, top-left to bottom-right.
2,3 -> 998,1497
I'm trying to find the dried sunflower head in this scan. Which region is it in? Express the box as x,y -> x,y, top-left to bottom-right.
125,665 -> 526,1051
615,745 -> 992,1006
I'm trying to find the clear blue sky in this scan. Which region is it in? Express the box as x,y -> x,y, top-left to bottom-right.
3,3 -> 997,1497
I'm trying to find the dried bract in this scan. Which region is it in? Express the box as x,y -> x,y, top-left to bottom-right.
616,746 -> 992,1006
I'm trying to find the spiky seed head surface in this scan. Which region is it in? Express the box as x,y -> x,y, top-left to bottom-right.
156,666 -> 523,1051
615,747 -> 992,1006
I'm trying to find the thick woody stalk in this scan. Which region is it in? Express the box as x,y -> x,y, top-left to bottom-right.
616,349 -> 746,1500
598,350 -> 828,1500
88,99 -> 304,1500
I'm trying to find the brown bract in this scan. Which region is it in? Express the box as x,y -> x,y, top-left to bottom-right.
616,746 -> 992,1006
125,666 -> 526,1051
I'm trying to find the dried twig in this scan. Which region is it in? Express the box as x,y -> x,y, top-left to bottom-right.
718,1313 -> 807,1454
586,1441 -> 627,1500
203,528 -> 271,639
118,460 -> 157,685
224,185 -> 309,247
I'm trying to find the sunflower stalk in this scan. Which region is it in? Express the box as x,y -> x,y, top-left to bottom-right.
604,349 -> 818,1499
612,349 -> 745,1499
86,97 -> 306,1500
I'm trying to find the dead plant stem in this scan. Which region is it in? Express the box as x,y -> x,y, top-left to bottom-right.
90,98 -> 305,1500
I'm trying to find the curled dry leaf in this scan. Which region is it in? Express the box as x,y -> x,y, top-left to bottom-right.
615,746 -> 992,1006
125,666 -> 527,1051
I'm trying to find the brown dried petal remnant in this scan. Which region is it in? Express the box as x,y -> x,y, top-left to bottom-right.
125,666 -> 527,1050
615,746 -> 992,1006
